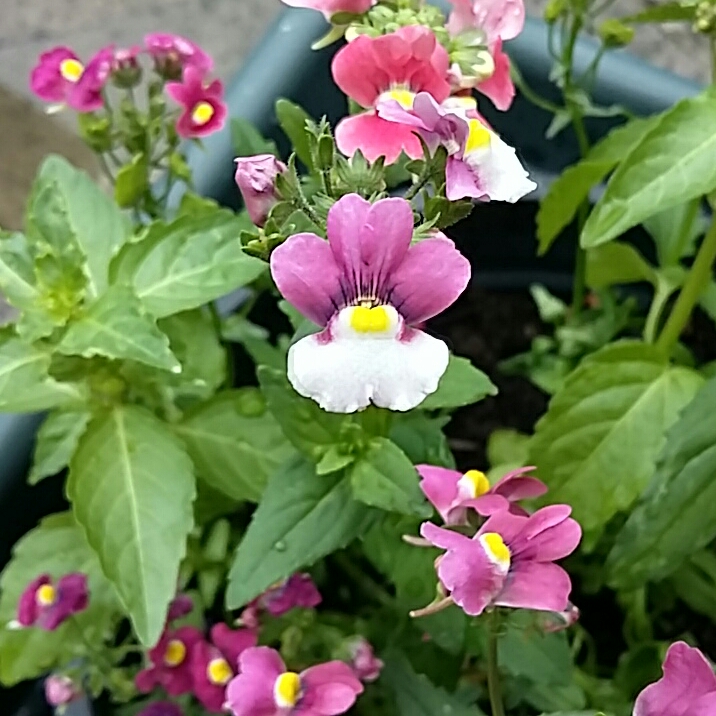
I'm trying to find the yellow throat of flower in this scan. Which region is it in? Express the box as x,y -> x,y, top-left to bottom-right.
59,58 -> 84,82
274,672 -> 302,708
480,532 -> 511,570
35,583 -> 56,607
386,87 -> 415,109
460,469 -> 491,498
206,657 -> 233,685
164,639 -> 187,667
192,101 -> 215,125
466,119 -> 491,154
350,305 -> 390,333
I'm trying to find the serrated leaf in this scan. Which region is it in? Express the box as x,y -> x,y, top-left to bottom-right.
225,457 -> 377,608
582,90 -> 716,248
0,513 -> 118,685
29,409 -> 91,484
275,99 -> 314,170
68,405 -> 196,645
231,118 -> 278,157
175,390 -> 296,502
529,342 -> 703,536
420,355 -> 497,410
607,376 -> 716,588
58,285 -> 180,372
586,241 -> 656,289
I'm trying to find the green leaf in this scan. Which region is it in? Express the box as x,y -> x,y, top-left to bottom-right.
275,99 -> 314,170
231,118 -> 278,157
175,390 -> 296,502
222,315 -> 286,370
316,445 -> 355,476
0,513 -> 118,685
111,212 -> 265,318
29,409 -> 91,484
27,155 -> 130,299
529,341 -> 703,536
420,355 -> 497,410
607,376 -> 716,588
258,366 -> 348,462
586,242 -> 656,289
225,457 -> 377,608
644,199 -> 706,266
114,153 -> 148,209
350,437 -> 430,516
0,338 -> 84,412
390,412 -> 456,468
620,2 -> 695,23
58,285 -> 180,372
582,90 -> 716,248
68,405 -> 196,645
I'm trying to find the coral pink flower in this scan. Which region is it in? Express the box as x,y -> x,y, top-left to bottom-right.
347,637 -> 383,683
138,704 -> 184,716
634,642 -> 716,716
270,194 -> 471,413
281,0 -> 375,19
234,155 -> 287,228
145,33 -> 213,77
135,626 -> 203,696
30,47 -> 85,105
226,646 -> 364,716
447,0 -> 525,41
70,46 -> 114,112
17,573 -> 88,630
377,92 -> 534,202
190,624 -> 258,713
420,505 -> 581,616
44,675 -> 80,707
332,26 -> 451,163
475,39 -> 514,111
166,66 -> 227,139
417,465 -> 547,525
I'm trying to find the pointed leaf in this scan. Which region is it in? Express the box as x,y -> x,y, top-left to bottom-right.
29,409 -> 91,484
420,355 -> 497,410
68,405 -> 196,645
620,2 -> 695,23
275,99 -> 314,170
586,241 -> 656,289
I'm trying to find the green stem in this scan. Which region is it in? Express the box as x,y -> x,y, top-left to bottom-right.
487,611 -> 505,716
656,216 -> 716,353
404,166 -> 431,201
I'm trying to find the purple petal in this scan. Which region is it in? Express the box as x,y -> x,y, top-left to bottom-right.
634,642 -> 716,716
689,693 -> 716,716
417,465 -> 461,523
227,647 -> 285,716
168,593 -> 194,621
300,661 -> 364,715
211,623 -> 258,668
388,236 -> 471,324
270,232 -> 343,327
446,156 -> 483,201
375,98 -> 428,128
17,574 -> 49,626
495,562 -> 572,612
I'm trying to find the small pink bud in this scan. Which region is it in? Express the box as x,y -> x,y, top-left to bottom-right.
348,637 -> 383,683
234,154 -> 287,228
45,675 -> 80,707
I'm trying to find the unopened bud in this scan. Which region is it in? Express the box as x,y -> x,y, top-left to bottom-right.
234,154 -> 287,228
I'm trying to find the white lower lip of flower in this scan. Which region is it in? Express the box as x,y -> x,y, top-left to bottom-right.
287,306 -> 449,413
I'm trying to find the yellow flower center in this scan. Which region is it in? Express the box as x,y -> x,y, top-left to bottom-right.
35,584 -> 56,607
274,671 -> 302,708
466,119 -> 491,154
59,58 -> 84,83
480,532 -> 511,570
350,305 -> 390,333
206,657 -> 233,685
460,469 -> 491,498
386,88 -> 415,109
192,101 -> 215,125
164,639 -> 187,667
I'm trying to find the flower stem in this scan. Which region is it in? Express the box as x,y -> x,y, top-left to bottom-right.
487,611 -> 505,716
656,215 -> 716,353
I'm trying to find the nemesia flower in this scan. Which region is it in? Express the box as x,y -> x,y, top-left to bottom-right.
166,66 -> 227,139
447,0 -> 525,42
225,646 -> 364,716
633,641 -> 716,716
270,194 -> 471,413
258,573 -> 322,616
44,675 -> 80,707
135,626 -> 203,696
377,92 -> 535,202
70,46 -> 114,112
30,47 -> 85,105
145,33 -> 213,77
112,45 -> 143,87
347,637 -> 383,683
190,624 -> 258,713
138,703 -> 184,716
281,0 -> 375,19
234,155 -> 287,227
419,505 -> 581,616
417,465 -> 547,525
17,573 -> 88,630
332,26 -> 451,163
167,593 -> 194,622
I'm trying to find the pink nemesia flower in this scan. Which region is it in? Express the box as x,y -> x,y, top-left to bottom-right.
44,675 -> 80,707
377,92 -> 535,202
331,26 -> 451,163
270,194 -> 471,413
17,573 -> 88,630
634,642 -> 716,716
259,574 -> 322,616
447,0 -> 525,41
190,624 -> 258,713
145,33 -> 213,77
234,154 -> 287,227
30,46 -> 85,104
417,465 -> 547,525
226,646 -> 364,716
70,46 -> 114,112
281,0 -> 375,19
347,637 -> 383,683
167,593 -> 194,622
420,504 -> 581,616
138,703 -> 185,716
135,626 -> 203,696
166,66 -> 227,139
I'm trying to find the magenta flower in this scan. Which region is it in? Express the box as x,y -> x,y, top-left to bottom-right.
70,46 -> 114,112
234,155 -> 287,227
138,703 -> 184,716
190,624 -> 258,713
166,66 -> 227,139
17,573 -> 88,630
44,675 -> 80,707
634,642 -> 716,716
258,574 -> 322,616
281,0 -> 375,19
270,194 -> 471,413
30,46 -> 84,104
167,593 -> 194,622
145,33 -> 213,78
135,625 -> 203,696
226,647 -> 363,716
420,505 -> 581,616
347,637 -> 383,683
331,26 -> 451,163
377,92 -> 534,202
417,465 -> 547,525
447,0 -> 525,41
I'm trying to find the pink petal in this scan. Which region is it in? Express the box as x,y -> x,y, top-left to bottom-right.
282,0 -> 374,12
331,34 -> 391,107
165,80 -> 190,105
446,156 -> 483,201
477,40 -> 515,111
420,522 -> 472,551
471,493 -> 512,516
417,465 -> 461,522
478,509 -> 528,546
17,574 -> 48,626
167,594 -> 194,621
520,516 -> 582,562
634,642 -> 716,716
239,646 -> 286,680
491,468 -> 547,501
521,504 -> 573,540
211,624 -> 258,667
690,693 -> 716,716
335,112 -> 424,164
227,647 -> 285,716
495,561 -> 572,612
30,47 -> 79,103
301,661 -> 364,715
135,667 -> 159,693
270,232 -> 343,327
387,236 -> 471,324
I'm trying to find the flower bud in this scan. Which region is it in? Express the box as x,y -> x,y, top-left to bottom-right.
598,18 -> 635,48
347,637 -> 383,683
45,675 -> 80,707
234,154 -> 287,228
